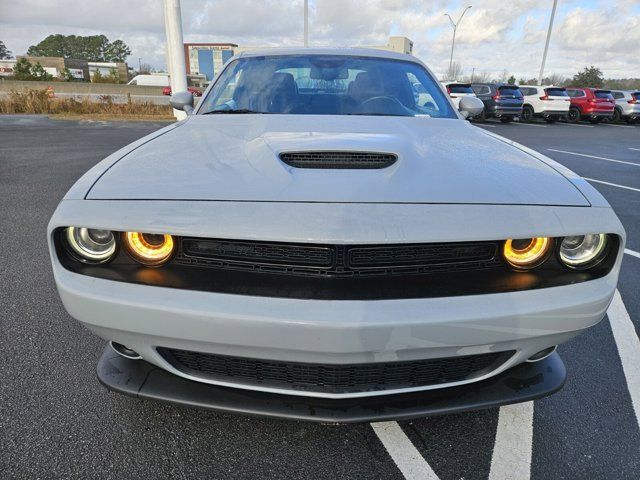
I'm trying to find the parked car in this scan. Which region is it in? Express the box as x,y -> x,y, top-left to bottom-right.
441,81 -> 478,109
48,48 -> 624,423
471,83 -> 523,122
565,87 -> 615,124
519,85 -> 570,123
610,90 -> 640,124
163,86 -> 202,97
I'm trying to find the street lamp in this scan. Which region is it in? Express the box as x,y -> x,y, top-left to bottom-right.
304,0 -> 309,47
538,0 -> 558,85
444,5 -> 472,80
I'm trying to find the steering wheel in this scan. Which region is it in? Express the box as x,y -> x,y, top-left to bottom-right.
357,96 -> 408,115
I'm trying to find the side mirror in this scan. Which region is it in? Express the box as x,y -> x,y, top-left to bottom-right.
458,96 -> 484,119
170,91 -> 195,114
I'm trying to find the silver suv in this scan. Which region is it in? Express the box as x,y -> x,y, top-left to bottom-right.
610,90 -> 640,124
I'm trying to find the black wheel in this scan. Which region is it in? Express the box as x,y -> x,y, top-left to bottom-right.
544,116 -> 557,123
567,107 -> 581,123
521,105 -> 534,122
589,118 -> 601,124
612,108 -> 622,123
499,116 -> 512,123
478,109 -> 487,121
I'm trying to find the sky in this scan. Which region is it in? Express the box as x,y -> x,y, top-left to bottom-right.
1,0 -> 639,80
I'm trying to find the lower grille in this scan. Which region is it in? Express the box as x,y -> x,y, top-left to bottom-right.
158,348 -> 514,395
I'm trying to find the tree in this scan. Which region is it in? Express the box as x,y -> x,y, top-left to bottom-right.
568,66 -> 604,87
507,75 -> 516,85
27,34 -> 131,62
13,58 -> 34,80
30,62 -> 53,81
104,39 -> 131,62
0,40 -> 12,59
445,61 -> 463,81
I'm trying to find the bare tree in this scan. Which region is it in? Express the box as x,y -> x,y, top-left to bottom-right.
445,61 -> 463,81
497,69 -> 510,83
543,72 -> 565,86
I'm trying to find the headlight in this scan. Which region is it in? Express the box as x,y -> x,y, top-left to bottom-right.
124,232 -> 175,266
503,237 -> 551,269
65,227 -> 116,263
559,234 -> 608,269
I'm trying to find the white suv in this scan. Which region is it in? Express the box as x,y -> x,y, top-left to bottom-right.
441,81 -> 477,109
519,85 -> 570,123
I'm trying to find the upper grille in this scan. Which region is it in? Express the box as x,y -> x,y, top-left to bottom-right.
279,151 -> 397,169
175,238 -> 499,277
158,348 -> 514,395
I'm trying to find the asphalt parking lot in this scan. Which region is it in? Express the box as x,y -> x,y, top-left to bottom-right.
1,115 -> 638,479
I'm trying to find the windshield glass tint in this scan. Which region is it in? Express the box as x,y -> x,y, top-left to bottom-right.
595,91 -> 613,99
198,55 -> 456,118
448,84 -> 473,94
498,86 -> 522,96
545,88 -> 568,97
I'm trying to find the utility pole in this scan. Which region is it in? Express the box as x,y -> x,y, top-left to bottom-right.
163,0 -> 188,119
538,0 -> 558,85
304,0 -> 309,47
444,5 -> 472,80
138,57 -> 142,72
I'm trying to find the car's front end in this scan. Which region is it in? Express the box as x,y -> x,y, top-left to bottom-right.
48,50 -> 625,422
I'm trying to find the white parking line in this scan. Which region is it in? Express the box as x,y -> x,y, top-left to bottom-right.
608,290 -> 640,428
630,148 -> 640,152
558,123 -> 594,128
547,149 -> 640,167
479,124 -> 497,128
371,422 -> 440,480
488,402 -> 534,480
602,123 -> 636,129
584,178 -> 640,193
625,249 -> 640,259
513,123 -> 547,128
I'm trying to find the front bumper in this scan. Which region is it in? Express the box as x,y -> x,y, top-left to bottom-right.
98,345 -> 566,423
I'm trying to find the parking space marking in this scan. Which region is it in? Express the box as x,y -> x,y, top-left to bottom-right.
488,402 -> 534,480
625,249 -> 640,259
602,123 -> 636,129
513,122 -> 547,128
371,422 -> 440,480
547,149 -> 640,167
478,124 -> 497,128
558,123 -> 594,128
584,178 -> 640,193
608,290 -> 640,427
630,148 -> 640,152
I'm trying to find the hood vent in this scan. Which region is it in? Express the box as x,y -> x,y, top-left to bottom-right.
279,151 -> 397,169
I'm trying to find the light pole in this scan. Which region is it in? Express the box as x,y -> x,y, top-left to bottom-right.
304,0 -> 309,47
138,57 -> 142,72
444,5 -> 472,80
162,0 -> 188,119
538,0 -> 558,85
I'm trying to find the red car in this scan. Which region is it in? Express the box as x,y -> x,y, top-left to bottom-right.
162,86 -> 202,97
565,87 -> 615,124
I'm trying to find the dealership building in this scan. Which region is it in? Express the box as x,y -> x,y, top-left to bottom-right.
184,36 -> 413,84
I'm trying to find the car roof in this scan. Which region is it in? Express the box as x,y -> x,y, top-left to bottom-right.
235,47 -> 419,64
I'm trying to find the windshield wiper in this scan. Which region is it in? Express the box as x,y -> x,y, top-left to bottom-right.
203,109 -> 268,115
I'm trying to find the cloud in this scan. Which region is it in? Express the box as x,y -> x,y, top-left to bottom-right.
0,0 -> 637,79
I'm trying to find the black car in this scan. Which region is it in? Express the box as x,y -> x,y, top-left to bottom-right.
471,83 -> 524,123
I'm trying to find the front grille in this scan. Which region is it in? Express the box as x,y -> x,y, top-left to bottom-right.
158,348 -> 514,394
176,238 -> 500,278
279,151 -> 397,169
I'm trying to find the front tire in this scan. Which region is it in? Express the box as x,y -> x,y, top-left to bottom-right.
521,105 -> 534,122
567,107 -> 581,123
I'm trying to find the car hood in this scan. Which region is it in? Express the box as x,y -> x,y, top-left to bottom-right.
87,115 -> 589,206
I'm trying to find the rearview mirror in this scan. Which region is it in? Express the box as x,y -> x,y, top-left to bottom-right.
458,96 -> 484,119
170,91 -> 195,114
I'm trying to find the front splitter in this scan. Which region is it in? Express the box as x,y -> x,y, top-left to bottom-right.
97,345 -> 566,423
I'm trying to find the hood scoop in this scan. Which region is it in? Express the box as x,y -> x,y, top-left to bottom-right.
279,151 -> 397,169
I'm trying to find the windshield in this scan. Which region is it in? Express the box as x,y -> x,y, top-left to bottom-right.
545,88 -> 568,97
447,84 -> 473,94
595,90 -> 613,99
198,55 -> 456,118
497,86 -> 522,97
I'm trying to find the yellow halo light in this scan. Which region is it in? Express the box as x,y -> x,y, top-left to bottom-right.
503,237 -> 551,269
124,232 -> 175,266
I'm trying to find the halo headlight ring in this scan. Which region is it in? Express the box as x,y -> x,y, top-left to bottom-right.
123,232 -> 175,266
503,237 -> 553,270
559,234 -> 609,270
65,227 -> 117,264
